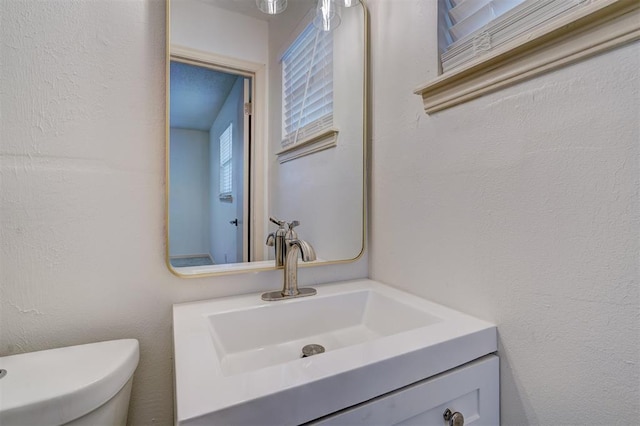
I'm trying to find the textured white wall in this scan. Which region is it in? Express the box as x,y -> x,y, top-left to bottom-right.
2,0 -> 637,424
367,0 -> 639,424
169,128 -> 210,257
170,0 -> 268,64
0,1 -> 366,424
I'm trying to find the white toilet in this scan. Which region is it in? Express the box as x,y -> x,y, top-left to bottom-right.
0,339 -> 139,426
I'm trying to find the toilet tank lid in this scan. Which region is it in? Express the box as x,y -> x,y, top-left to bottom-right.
0,339 -> 139,426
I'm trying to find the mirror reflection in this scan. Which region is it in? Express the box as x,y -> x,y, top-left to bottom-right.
169,63 -> 251,266
168,0 -> 365,275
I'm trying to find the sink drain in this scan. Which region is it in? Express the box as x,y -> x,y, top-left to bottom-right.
301,344 -> 325,358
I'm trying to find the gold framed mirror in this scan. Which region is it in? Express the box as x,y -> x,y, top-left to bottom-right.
166,0 -> 368,277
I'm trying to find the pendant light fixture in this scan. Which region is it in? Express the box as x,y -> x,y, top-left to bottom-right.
256,0 -> 287,15
339,0 -> 358,7
313,0 -> 341,32
256,0 -> 355,32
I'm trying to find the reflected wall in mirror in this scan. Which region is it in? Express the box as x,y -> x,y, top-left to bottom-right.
167,0 -> 366,276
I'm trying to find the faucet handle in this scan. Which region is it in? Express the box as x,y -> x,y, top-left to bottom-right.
285,220 -> 300,240
269,216 -> 286,227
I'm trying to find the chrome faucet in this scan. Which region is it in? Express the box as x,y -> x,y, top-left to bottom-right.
265,217 -> 287,267
262,220 -> 317,301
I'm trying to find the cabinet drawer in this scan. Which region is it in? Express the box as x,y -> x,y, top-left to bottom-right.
311,355 -> 499,426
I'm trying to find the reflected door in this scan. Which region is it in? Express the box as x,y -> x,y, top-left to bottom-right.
210,77 -> 249,265
169,60 -> 252,266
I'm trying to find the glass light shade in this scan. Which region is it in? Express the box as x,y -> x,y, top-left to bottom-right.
313,0 -> 341,32
256,0 -> 287,15
339,0 -> 358,7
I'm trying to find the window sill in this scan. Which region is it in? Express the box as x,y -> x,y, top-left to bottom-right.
415,0 -> 640,114
277,129 -> 339,164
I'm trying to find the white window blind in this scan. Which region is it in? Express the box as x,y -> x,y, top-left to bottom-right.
439,0 -> 588,72
281,23 -> 333,147
219,124 -> 232,196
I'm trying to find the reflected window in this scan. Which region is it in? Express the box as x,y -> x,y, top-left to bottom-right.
281,23 -> 333,147
219,123 -> 233,198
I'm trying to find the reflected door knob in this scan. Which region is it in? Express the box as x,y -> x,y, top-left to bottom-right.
443,409 -> 464,426
229,219 -> 238,226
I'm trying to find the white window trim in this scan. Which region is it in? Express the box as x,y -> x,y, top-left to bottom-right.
276,128 -> 339,164
415,0 -> 640,114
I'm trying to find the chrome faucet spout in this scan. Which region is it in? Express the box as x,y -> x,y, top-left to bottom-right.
279,239 -> 317,298
266,233 -> 275,246
289,239 -> 316,262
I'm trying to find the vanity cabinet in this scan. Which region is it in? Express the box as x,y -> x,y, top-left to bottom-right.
311,355 -> 499,426
173,280 -> 498,426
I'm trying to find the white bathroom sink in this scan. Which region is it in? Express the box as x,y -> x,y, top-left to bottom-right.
209,287 -> 441,375
173,279 -> 496,425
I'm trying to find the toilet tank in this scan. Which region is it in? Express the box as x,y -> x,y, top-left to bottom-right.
0,339 -> 139,426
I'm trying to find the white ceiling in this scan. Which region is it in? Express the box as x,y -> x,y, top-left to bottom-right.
196,0 -> 315,22
198,0 -> 271,21
170,61 -> 240,131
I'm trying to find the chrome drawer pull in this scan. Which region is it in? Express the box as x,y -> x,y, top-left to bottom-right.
443,408 -> 464,426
